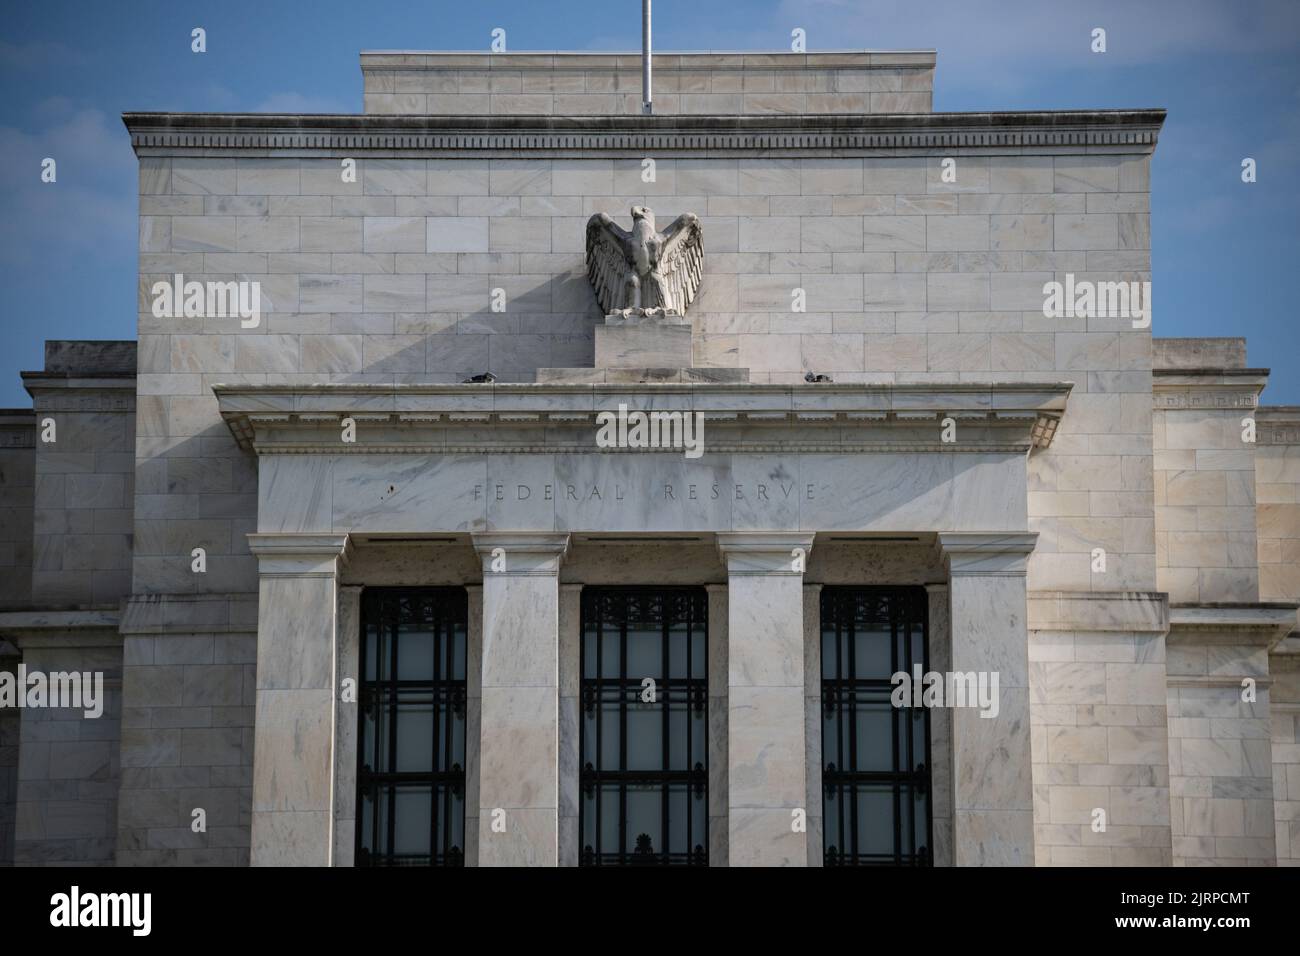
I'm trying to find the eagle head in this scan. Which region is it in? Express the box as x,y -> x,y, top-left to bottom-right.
630,205 -> 654,227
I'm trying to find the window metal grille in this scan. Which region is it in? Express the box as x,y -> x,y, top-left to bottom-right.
820,586 -> 932,866
579,587 -> 708,866
357,587 -> 468,867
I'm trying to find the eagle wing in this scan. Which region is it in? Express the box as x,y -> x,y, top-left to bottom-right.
585,213 -> 635,315
656,213 -> 704,314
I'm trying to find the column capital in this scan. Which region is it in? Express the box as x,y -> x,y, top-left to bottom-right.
936,532 -> 1037,577
246,532 -> 351,576
716,532 -> 815,575
472,532 -> 570,576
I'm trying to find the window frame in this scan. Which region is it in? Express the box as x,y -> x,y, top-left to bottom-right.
579,586 -> 709,867
820,585 -> 933,867
355,586 -> 469,867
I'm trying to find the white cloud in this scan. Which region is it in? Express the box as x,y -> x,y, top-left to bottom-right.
0,109 -> 135,267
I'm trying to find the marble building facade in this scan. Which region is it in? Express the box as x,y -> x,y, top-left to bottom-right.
0,49 -> 1297,867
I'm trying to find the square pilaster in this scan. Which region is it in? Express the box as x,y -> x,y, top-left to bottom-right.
936,532 -> 1037,866
471,533 -> 570,866
246,532 -> 351,867
716,532 -> 815,866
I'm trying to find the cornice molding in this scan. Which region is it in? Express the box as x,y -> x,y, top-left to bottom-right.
1257,406 -> 1300,445
1151,369 -> 1267,412
246,532 -> 352,576
716,531 -> 817,575
123,110 -> 1164,157
936,531 -> 1038,576
213,381 -> 1071,456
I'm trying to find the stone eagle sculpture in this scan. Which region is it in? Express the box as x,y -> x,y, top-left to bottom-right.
585,206 -> 703,317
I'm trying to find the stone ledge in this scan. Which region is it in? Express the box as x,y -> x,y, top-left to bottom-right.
1027,589 -> 1169,633
0,607 -> 122,649
359,50 -> 939,71
119,592 -> 259,635
1166,602 -> 1298,647
537,367 -> 750,384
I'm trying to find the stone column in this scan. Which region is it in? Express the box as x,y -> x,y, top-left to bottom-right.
716,532 -> 815,867
332,585 -> 362,867
803,582 -> 824,866
464,585 -> 482,866
936,532 -> 1036,866
557,583 -> 583,867
705,583 -> 729,866
246,532 -> 350,867
471,533 -> 570,866
924,583 -> 953,867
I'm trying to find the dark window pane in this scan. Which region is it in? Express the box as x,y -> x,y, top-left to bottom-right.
624,786 -> 661,856
854,784 -> 894,858
599,626 -> 620,679
392,786 -> 432,856
397,627 -> 434,680
357,588 -> 467,867
668,622 -> 688,680
626,625 -> 661,681
854,693 -> 895,772
580,588 -> 708,866
822,588 -> 931,867
626,702 -> 663,771
854,626 -> 893,678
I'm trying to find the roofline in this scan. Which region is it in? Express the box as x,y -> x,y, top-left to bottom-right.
121,108 -> 1166,157
122,108 -> 1166,131
359,49 -> 940,55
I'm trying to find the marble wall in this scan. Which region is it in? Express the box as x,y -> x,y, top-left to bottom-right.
12,633 -> 122,865
1272,653 -> 1300,866
1257,407 -> 1300,606
0,413 -> 34,609
1028,595 -> 1173,866
116,594 -> 256,865
361,52 -> 936,117
1166,631 -> 1277,866
1153,361 -> 1264,604
25,343 -> 136,607
133,142 -> 1155,603
0,652 -> 17,864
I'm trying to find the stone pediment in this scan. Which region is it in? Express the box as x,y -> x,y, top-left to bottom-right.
215,381 -> 1069,455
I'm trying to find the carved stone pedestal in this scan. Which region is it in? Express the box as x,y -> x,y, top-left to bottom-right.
538,313 -> 750,384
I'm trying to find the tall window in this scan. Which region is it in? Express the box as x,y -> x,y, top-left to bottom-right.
357,588 -> 467,866
821,587 -> 932,866
580,588 -> 708,866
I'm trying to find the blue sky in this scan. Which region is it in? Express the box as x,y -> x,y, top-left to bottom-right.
1,0 -> 1297,406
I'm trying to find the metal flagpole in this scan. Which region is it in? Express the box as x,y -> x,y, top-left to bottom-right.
642,0 -> 653,114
